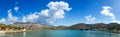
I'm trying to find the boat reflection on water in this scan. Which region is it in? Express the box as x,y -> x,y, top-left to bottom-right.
23,32 -> 26,37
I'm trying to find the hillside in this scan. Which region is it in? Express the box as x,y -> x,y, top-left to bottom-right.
69,23 -> 120,31
12,22 -> 53,30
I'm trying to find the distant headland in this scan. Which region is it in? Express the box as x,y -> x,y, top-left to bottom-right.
0,22 -> 120,33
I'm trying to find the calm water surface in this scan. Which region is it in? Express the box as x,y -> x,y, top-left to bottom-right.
0,30 -> 120,37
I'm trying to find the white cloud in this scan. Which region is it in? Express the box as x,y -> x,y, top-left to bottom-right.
7,9 -> 18,24
22,12 -> 39,22
111,20 -> 120,24
100,6 -> 120,24
100,6 -> 115,19
47,1 -> 72,11
14,6 -> 19,12
0,8 -> 19,24
39,9 -> 49,16
22,1 -> 72,24
85,15 -> 96,22
0,18 -> 6,23
0,9 -> 18,24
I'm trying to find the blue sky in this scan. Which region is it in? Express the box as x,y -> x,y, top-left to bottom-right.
0,0 -> 120,26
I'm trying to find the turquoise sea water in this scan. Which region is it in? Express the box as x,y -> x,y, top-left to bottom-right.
0,30 -> 120,37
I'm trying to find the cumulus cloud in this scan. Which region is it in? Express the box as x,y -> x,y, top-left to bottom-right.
47,1 -> 71,11
7,9 -> 18,24
85,15 -> 96,22
100,6 -> 120,24
100,6 -> 115,19
22,1 -> 72,24
22,12 -> 39,22
0,18 -> 6,23
14,6 -> 19,12
0,9 -> 18,24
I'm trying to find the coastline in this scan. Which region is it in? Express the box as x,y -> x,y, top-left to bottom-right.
0,29 -> 32,34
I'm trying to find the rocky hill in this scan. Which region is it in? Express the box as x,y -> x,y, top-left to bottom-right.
69,23 -> 120,31
12,22 -> 53,30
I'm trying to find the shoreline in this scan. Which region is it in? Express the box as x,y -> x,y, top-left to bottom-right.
1,29 -> 120,34
0,30 -> 32,34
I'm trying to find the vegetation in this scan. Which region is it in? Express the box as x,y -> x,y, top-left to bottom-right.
1,22 -> 120,32
68,23 -> 120,31
0,24 -> 25,30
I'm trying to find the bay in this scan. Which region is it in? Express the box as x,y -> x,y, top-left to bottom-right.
0,30 -> 120,37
